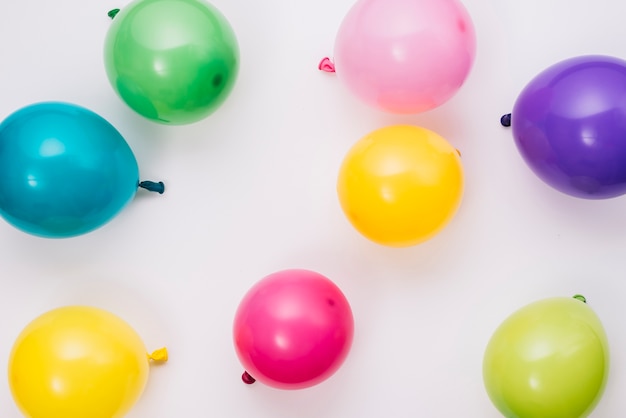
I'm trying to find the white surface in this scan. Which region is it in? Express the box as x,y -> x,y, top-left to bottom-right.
1,0 -> 626,417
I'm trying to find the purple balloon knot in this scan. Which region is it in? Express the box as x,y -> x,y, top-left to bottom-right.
318,57 -> 336,73
242,371 -> 256,384
500,113 -> 511,127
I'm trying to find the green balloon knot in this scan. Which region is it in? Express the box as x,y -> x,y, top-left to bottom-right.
573,294 -> 587,304
108,8 -> 120,19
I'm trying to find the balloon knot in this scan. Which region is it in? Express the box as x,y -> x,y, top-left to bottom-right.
242,371 -> 256,384
139,180 -> 165,194
573,294 -> 587,304
500,113 -> 512,127
148,347 -> 169,363
318,57 -> 336,73
107,8 -> 120,19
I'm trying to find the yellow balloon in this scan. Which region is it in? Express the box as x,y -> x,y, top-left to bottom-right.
337,125 -> 464,247
8,306 -> 167,418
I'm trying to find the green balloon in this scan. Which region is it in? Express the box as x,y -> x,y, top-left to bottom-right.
103,0 -> 239,125
483,296 -> 609,418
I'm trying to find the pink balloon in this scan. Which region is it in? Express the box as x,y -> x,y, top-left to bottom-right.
322,0 -> 476,114
233,269 -> 354,390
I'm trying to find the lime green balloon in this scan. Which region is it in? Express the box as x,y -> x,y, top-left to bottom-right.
103,0 -> 239,125
483,296 -> 609,418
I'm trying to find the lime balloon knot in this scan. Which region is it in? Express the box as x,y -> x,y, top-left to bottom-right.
573,294 -> 587,304
241,371 -> 256,384
139,181 -> 165,194
148,347 -> 168,363
318,57 -> 336,73
107,8 -> 120,19
500,113 -> 512,127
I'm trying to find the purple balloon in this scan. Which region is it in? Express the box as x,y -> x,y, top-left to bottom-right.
511,55 -> 626,199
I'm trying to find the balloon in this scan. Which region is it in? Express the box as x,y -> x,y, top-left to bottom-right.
9,305 -> 168,418
233,269 -> 354,390
337,125 -> 464,247
483,295 -> 609,418
0,102 -> 162,238
320,0 -> 476,114
104,0 -> 239,125
507,55 -> 626,199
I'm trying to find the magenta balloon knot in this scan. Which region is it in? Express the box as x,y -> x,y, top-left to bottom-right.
318,57 -> 336,73
241,371 -> 256,385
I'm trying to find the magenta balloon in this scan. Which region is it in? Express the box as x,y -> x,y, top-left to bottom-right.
332,0 -> 476,114
233,269 -> 354,390
511,55 -> 626,199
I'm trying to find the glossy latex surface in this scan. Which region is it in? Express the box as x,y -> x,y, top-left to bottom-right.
104,0 -> 239,124
512,55 -> 626,199
0,102 -> 139,238
9,306 -> 150,418
233,269 -> 354,390
337,125 -> 464,247
483,297 -> 609,418
333,0 -> 476,114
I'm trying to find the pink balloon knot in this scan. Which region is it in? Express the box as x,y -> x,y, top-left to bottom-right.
318,57 -> 336,73
242,371 -> 256,385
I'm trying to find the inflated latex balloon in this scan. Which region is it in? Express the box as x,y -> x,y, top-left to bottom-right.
9,306 -> 168,418
483,295 -> 609,418
503,55 -> 626,199
319,0 -> 476,114
233,269 -> 354,390
0,102 -> 163,238
104,0 -> 239,125
337,125 -> 464,247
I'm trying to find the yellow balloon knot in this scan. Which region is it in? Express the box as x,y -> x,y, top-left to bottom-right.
148,347 -> 168,363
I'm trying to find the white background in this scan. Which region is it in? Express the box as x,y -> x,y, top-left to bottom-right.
1,0 -> 626,417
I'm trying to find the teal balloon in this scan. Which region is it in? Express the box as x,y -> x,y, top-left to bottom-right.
103,0 -> 240,125
0,102 -> 141,238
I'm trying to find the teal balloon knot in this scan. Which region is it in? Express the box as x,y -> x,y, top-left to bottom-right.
573,294 -> 587,304
108,8 -> 120,19
139,181 -> 165,194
